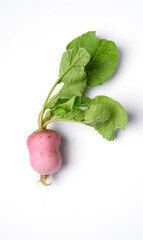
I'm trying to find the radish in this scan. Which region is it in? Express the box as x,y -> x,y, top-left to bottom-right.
27,31 -> 127,186
27,130 -> 62,185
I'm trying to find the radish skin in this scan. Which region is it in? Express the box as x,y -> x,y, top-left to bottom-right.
27,130 -> 62,176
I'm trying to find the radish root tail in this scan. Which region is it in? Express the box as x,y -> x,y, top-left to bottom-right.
39,175 -> 52,186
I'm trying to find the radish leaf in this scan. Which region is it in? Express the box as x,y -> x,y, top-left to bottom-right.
59,48 -> 90,83
67,31 -> 118,87
85,96 -> 127,140
38,31 -> 127,142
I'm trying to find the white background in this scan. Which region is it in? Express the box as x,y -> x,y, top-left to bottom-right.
0,0 -> 143,239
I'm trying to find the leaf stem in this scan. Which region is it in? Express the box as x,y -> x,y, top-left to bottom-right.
43,117 -> 83,128
38,78 -> 60,130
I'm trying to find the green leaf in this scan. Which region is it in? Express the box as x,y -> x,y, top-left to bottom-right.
67,31 -> 118,87
50,96 -> 81,118
80,97 -> 93,107
87,39 -> 118,87
46,77 -> 87,109
67,31 -> 100,60
44,95 -> 127,142
52,97 -> 111,125
91,96 -> 127,140
51,96 -> 80,114
58,96 -> 79,110
58,77 -> 87,99
59,48 -> 90,83
62,108 -> 84,122
50,108 -> 67,118
84,104 -> 111,125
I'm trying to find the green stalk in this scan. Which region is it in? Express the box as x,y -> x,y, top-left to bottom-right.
38,78 -> 60,130
43,117 -> 83,128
